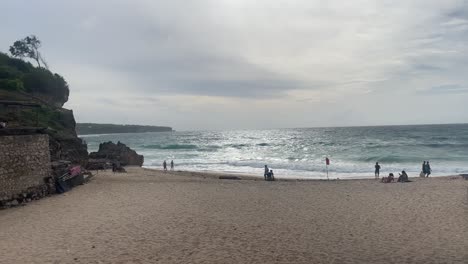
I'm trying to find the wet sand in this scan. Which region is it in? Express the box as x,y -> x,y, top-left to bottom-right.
0,167 -> 466,263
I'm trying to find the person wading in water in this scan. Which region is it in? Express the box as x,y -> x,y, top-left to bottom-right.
375,162 -> 381,179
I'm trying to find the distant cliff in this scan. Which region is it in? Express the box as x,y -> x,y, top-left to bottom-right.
76,123 -> 173,135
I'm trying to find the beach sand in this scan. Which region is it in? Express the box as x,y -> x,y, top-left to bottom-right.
0,167 -> 466,263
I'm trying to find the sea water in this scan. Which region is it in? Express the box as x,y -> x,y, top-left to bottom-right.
80,124 -> 468,179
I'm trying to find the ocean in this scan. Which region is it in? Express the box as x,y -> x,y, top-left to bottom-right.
80,124 -> 468,179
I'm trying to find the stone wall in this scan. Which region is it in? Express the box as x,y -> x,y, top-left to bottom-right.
0,134 -> 51,200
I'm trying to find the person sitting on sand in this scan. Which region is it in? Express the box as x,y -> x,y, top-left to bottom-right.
381,173 -> 394,183
398,170 -> 411,182
264,165 -> 269,180
266,169 -> 275,181
419,169 -> 425,178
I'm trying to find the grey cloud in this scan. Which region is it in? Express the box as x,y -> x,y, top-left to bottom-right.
1,0 -> 468,129
1,0 -> 308,99
108,53 -> 309,98
424,84 -> 468,94
445,1 -> 468,19
412,64 -> 444,71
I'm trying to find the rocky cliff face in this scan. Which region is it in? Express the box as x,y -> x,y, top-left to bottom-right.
49,136 -> 88,166
47,109 -> 88,166
0,53 -> 88,167
89,141 -> 143,166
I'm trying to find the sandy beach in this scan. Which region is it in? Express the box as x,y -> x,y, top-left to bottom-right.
0,167 -> 466,264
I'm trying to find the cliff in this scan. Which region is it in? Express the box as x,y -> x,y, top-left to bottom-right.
0,52 -> 88,166
77,123 -> 172,135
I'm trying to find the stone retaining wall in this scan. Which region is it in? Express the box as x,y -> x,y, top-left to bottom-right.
0,134 -> 51,202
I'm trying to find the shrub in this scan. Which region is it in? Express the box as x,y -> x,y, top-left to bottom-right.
0,79 -> 24,91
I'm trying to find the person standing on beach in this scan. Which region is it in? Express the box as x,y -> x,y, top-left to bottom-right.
163,160 -> 167,171
170,160 -> 174,170
375,162 -> 381,178
264,165 -> 269,180
425,161 -> 431,177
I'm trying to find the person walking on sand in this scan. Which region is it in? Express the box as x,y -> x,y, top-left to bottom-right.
375,162 -> 381,179
163,160 -> 167,171
264,165 -> 269,180
170,160 -> 174,170
425,161 -> 431,177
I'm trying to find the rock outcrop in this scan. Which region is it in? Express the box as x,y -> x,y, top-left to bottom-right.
86,159 -> 113,170
89,141 -> 143,167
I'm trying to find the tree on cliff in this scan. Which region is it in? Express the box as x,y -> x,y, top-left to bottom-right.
9,35 -> 48,69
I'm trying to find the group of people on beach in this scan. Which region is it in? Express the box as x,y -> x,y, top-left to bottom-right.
159,159 -> 433,180
263,165 -> 275,181
380,171 -> 410,183
375,161 -> 432,183
162,160 -> 174,171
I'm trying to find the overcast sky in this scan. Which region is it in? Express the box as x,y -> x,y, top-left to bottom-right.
1,0 -> 467,130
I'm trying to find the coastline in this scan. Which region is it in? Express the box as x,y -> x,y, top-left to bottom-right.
142,166 -> 461,181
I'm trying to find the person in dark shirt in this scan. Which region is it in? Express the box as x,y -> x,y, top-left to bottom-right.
264,165 -> 269,180
425,161 -> 431,177
375,162 -> 381,178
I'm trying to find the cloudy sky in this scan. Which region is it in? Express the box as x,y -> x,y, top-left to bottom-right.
1,0 -> 467,130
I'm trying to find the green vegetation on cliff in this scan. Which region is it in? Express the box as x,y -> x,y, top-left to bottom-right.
0,52 -> 69,107
0,52 -> 74,136
76,123 -> 173,135
1,37 -> 88,165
